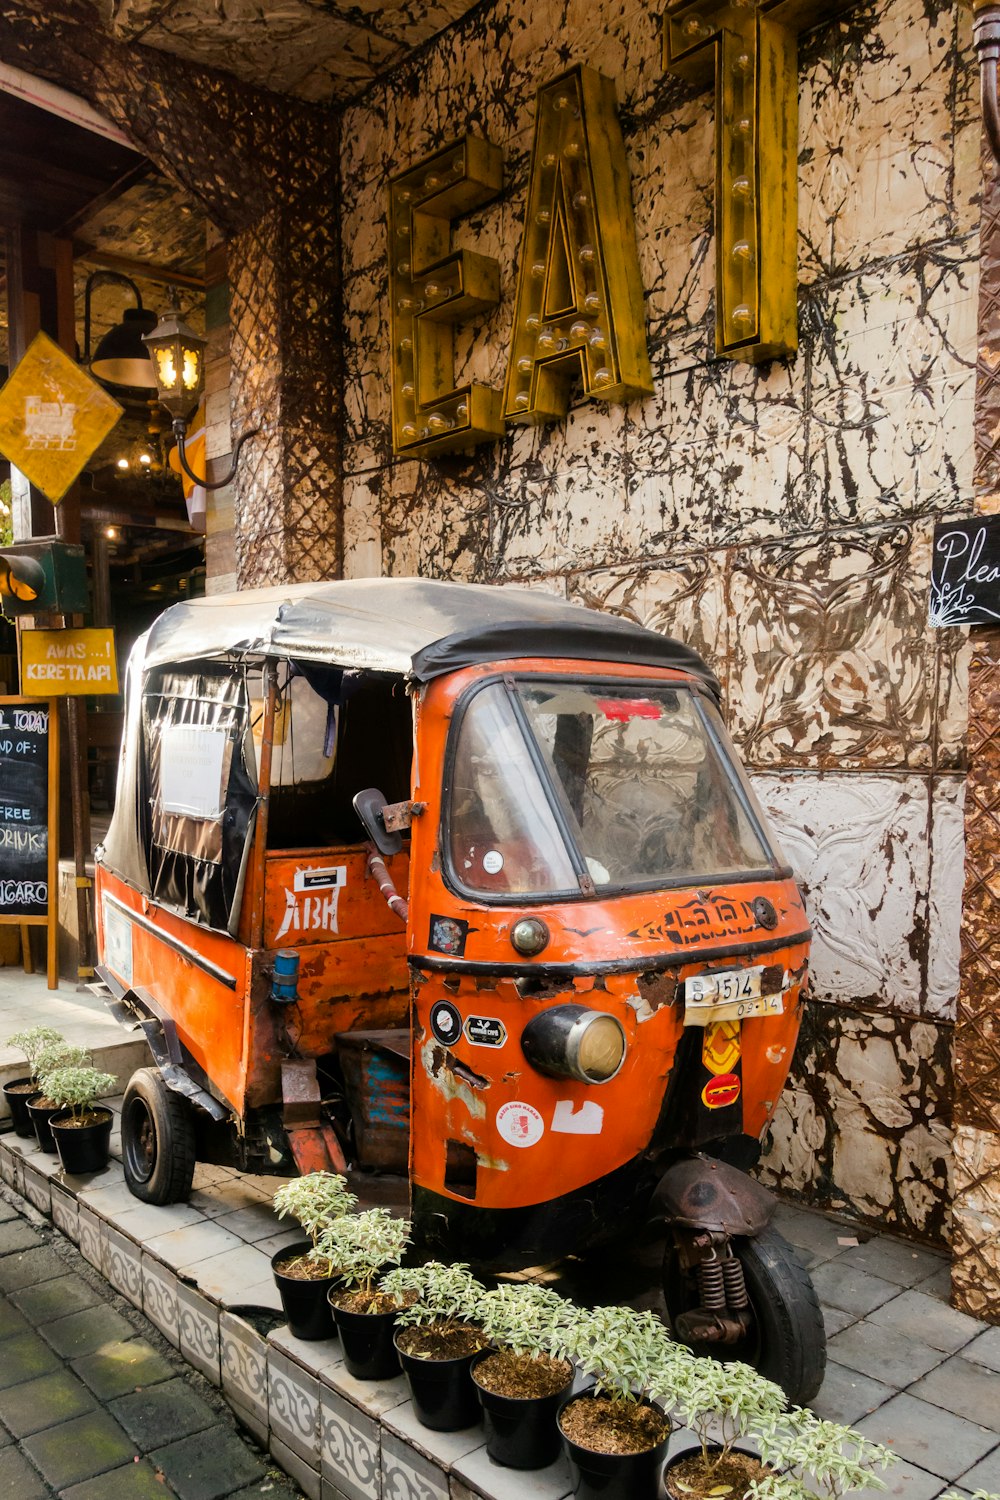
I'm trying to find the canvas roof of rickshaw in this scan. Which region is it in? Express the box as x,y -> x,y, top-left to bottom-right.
140,576 -> 720,693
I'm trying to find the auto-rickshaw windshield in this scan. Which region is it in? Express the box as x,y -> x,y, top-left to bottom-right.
447,678 -> 777,898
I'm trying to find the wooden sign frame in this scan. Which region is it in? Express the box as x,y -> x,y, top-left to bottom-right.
0,695 -> 59,989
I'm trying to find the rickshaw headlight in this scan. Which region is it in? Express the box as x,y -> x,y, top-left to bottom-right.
510,917 -> 550,956
521,1004 -> 626,1084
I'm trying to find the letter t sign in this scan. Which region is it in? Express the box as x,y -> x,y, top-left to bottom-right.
664,0 -> 847,363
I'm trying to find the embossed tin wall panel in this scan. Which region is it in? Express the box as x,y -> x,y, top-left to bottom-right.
952,1123 -> 1000,1317
796,0 -> 975,283
727,526 -> 954,771
754,774 -> 962,1022
759,1006 -> 953,1242
975,137 -> 1000,509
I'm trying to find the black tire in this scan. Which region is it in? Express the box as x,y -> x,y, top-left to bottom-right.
121,1067 -> 197,1205
663,1224 -> 826,1404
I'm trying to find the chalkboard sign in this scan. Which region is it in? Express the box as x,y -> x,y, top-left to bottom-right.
930,516 -> 1000,628
0,699 -> 51,918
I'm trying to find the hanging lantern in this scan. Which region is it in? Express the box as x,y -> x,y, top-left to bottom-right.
142,301 -> 207,421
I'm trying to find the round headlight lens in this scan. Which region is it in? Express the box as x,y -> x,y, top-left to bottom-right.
575,1014 -> 626,1081
510,917 -> 550,956
521,1004 -> 627,1084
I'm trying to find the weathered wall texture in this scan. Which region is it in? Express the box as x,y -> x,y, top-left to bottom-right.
337,0 -> 979,1241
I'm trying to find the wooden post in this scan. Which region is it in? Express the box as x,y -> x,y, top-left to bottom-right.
47,697 -> 60,990
53,235 -> 95,985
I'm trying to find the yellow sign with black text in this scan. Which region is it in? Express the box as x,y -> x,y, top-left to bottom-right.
20,628 -> 120,698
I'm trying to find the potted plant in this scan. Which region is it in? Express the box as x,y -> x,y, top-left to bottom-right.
26,1042 -> 91,1152
471,1283 -> 575,1469
659,1357 -> 900,1500
658,1354 -> 793,1500
322,1208 -> 412,1379
271,1172 -> 357,1340
741,1405 -> 898,1500
44,1065 -> 118,1174
3,1027 -> 68,1136
381,1260 -> 488,1431
557,1304 -> 676,1500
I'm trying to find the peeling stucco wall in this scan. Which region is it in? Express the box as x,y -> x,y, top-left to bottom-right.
337,0 -> 979,1241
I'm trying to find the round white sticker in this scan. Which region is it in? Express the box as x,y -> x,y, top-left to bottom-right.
496,1101 -> 544,1149
482,849 -> 504,874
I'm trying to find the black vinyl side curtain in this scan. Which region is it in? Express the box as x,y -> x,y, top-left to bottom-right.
141,666 -> 257,932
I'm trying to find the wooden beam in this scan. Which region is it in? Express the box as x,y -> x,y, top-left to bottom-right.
59,159 -> 155,237
0,145 -> 113,204
73,244 -> 205,290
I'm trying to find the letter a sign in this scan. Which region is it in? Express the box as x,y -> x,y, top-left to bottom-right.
503,66 -> 653,424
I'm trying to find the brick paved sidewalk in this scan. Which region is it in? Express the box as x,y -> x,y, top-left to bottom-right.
0,1188 -> 305,1500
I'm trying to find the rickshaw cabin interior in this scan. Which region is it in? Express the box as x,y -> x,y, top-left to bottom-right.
107,652 -> 416,1178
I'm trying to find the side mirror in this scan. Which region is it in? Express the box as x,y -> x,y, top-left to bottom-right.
353,787 -> 403,857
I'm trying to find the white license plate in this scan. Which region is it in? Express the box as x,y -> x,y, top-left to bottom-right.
684,966 -> 784,1026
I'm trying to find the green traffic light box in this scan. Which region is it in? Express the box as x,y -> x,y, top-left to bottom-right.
0,539 -> 89,616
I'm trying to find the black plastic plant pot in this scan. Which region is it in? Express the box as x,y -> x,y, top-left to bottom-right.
472,1350 -> 572,1470
394,1332 -> 482,1431
27,1096 -> 63,1153
50,1108 -> 113,1176
271,1242 -> 338,1342
558,1392 -> 670,1500
329,1294 -> 402,1381
662,1441 -> 762,1500
3,1079 -> 39,1138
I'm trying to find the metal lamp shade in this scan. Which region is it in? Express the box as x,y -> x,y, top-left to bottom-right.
91,307 -> 159,390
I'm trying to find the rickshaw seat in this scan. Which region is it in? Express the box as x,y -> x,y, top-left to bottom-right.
281,1058 -> 348,1175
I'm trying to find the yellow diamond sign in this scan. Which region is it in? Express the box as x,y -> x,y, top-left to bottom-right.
0,331 -> 123,504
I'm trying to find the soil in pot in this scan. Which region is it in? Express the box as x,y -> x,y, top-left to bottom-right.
271,1242 -> 339,1341
27,1095 -> 63,1153
3,1079 -> 40,1138
395,1320 -> 487,1431
559,1392 -> 670,1500
664,1446 -> 771,1500
329,1289 -> 410,1382
51,1108 -> 113,1175
472,1350 -> 572,1469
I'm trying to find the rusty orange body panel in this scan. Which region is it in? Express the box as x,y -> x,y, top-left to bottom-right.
96,883 -> 251,1113
96,843 -> 411,1120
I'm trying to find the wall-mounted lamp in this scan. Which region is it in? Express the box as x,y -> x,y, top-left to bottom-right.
84,270 -> 158,390
974,3 -> 1000,165
143,297 -> 260,491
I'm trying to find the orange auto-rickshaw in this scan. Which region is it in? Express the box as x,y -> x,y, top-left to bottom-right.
94,577 -> 823,1400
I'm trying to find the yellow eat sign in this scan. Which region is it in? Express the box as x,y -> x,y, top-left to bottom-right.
20,628 -> 120,697
0,332 -> 122,504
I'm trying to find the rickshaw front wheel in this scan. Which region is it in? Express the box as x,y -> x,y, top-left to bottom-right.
122,1068 -> 197,1205
662,1224 -> 826,1404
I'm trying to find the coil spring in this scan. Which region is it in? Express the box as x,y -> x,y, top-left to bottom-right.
721,1253 -> 749,1310
697,1252 -> 726,1311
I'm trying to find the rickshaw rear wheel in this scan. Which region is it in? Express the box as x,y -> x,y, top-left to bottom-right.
662,1224 -> 826,1404
121,1068 -> 197,1205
